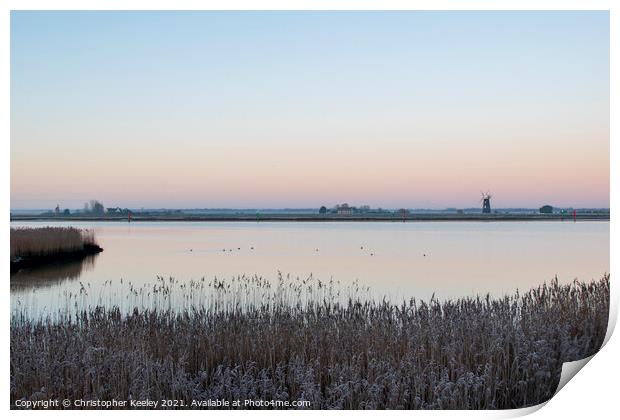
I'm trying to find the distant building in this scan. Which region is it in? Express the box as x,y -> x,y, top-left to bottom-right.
481,194 -> 492,214
539,205 -> 553,214
107,207 -> 121,214
336,203 -> 354,215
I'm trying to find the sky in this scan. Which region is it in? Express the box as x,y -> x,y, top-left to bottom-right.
10,11 -> 609,210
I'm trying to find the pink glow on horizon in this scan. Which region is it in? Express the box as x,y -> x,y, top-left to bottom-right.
11,128 -> 609,209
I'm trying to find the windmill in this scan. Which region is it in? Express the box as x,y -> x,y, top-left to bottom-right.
481,191 -> 492,214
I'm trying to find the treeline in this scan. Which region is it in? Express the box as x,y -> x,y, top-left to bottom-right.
39,200 -> 131,217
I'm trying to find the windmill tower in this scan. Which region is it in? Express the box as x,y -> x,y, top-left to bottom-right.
481,191 -> 492,214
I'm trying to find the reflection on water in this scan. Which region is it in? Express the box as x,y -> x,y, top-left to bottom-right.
10,255 -> 98,291
10,221 -> 609,317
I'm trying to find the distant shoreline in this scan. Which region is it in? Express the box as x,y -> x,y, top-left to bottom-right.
10,214 -> 610,222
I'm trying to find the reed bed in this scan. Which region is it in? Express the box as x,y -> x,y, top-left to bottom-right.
10,274 -> 609,409
11,227 -> 98,259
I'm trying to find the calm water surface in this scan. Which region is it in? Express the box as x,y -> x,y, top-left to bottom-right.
11,221 -> 609,316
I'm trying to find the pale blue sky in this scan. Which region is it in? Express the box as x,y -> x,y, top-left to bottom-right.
11,11 -> 609,209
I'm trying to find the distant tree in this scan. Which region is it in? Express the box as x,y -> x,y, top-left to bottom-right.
539,205 -> 553,214
84,200 -> 105,215
319,206 -> 327,215
63,209 -> 70,216
92,201 -> 104,215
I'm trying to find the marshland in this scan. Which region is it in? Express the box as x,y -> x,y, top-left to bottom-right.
9,221 -> 611,409
10,8 -> 612,411
11,274 -> 610,409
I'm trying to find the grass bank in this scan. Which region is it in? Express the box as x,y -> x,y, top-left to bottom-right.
10,275 -> 609,409
10,213 -> 611,222
10,227 -> 102,273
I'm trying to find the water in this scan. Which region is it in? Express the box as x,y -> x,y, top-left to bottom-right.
11,221 -> 609,316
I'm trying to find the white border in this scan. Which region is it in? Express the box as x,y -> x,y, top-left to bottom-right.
2,1 -> 616,419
